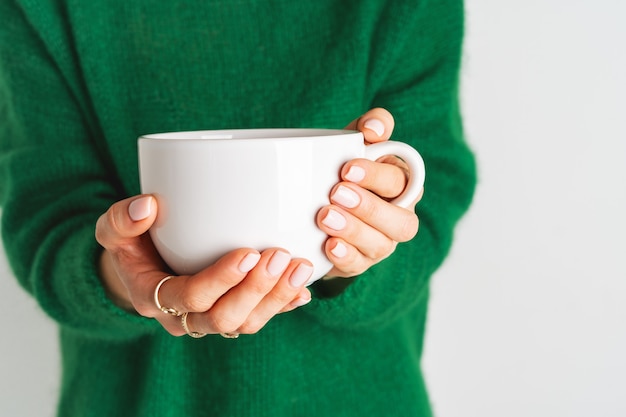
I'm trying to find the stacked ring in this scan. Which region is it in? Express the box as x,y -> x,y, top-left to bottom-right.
181,312 -> 207,338
154,275 -> 239,339
154,276 -> 182,316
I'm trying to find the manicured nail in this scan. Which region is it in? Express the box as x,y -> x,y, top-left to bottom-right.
322,209 -> 346,231
331,185 -> 360,209
289,263 -> 314,288
267,251 -> 291,276
128,196 -> 153,221
364,119 -> 385,137
238,252 -> 261,273
291,295 -> 312,308
330,241 -> 348,258
345,165 -> 366,183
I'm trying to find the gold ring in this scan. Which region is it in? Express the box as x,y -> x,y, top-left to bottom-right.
154,276 -> 182,316
181,312 -> 207,338
220,332 -> 240,339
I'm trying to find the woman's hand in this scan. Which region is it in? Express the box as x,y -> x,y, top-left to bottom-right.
95,196 -> 312,337
317,108 -> 422,278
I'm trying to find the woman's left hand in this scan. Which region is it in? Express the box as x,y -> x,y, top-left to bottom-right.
317,108 -> 423,278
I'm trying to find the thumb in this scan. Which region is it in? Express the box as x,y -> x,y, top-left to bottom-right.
95,195 -> 157,249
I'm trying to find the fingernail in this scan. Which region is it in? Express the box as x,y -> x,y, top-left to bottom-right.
345,165 -> 366,183
289,263 -> 314,288
238,252 -> 261,273
128,196 -> 153,221
291,295 -> 312,308
330,241 -> 348,258
267,251 -> 291,276
364,119 -> 385,137
322,209 -> 346,231
331,185 -> 360,209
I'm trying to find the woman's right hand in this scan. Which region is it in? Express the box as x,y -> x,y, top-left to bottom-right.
95,195 -> 312,337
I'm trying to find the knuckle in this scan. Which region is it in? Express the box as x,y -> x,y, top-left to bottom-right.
206,312 -> 239,334
390,169 -> 408,196
398,213 -> 419,242
95,207 -> 126,247
368,238 -> 395,260
238,319 -> 264,335
360,199 -> 379,220
211,271 -> 243,289
105,207 -> 123,236
178,279 -> 215,312
133,305 -> 151,318
333,252 -> 366,277
180,293 -> 206,312
266,283 -> 296,304
246,278 -> 274,297
132,293 -> 160,318
160,318 -> 187,337
132,298 -> 154,318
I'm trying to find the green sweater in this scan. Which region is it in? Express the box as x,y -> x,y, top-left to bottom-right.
0,1 -> 476,416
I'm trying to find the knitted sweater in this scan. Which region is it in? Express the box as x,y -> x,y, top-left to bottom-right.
0,1 -> 476,416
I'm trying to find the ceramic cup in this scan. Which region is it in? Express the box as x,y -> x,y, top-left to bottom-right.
138,128 -> 425,284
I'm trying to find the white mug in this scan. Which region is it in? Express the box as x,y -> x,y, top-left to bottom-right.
138,129 -> 425,284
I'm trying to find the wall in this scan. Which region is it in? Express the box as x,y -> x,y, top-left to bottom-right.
423,1 -> 626,416
0,235 -> 59,416
1,1 -> 625,416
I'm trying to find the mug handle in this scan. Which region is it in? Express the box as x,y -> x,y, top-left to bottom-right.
364,141 -> 426,209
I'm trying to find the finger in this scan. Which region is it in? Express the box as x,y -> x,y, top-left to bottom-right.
344,107 -> 395,143
95,195 -> 157,250
238,259 -> 313,333
317,205 -> 397,260
278,287 -> 313,313
157,312 -> 188,337
327,183 -> 419,243
192,249 -> 293,335
341,158 -> 410,200
152,248 -> 263,316
323,238 -> 374,278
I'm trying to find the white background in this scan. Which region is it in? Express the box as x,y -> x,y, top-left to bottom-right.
1,1 -> 625,416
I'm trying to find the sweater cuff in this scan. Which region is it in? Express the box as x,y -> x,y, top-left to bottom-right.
33,222 -> 160,340
303,227 -> 437,332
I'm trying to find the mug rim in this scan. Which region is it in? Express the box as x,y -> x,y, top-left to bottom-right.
139,128 -> 361,141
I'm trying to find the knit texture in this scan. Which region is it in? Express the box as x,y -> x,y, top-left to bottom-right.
0,1 -> 476,416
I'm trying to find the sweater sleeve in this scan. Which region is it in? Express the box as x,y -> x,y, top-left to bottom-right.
306,0 -> 477,330
0,1 -> 159,340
